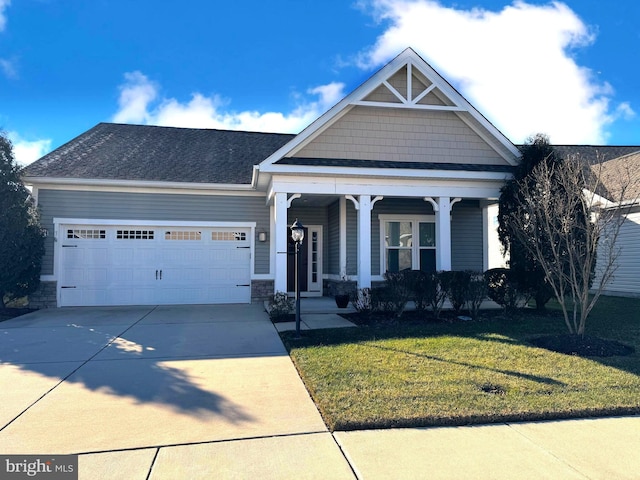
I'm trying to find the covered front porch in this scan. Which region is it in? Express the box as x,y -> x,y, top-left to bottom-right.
267,186 -> 503,297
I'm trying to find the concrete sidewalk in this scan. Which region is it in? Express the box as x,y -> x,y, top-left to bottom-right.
1,305 -> 638,479
335,416 -> 640,480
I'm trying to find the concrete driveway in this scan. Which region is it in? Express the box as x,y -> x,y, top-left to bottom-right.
0,305 -> 355,479
2,305 -> 639,479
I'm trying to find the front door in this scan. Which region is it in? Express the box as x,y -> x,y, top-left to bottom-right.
287,225 -> 322,296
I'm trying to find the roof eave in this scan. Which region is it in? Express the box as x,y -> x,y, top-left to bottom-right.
23,176 -> 256,191
260,164 -> 513,182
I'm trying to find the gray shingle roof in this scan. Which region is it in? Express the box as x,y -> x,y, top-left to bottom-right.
553,145 -> 640,163
23,123 -> 639,191
23,123 -> 295,184
528,145 -> 640,203
592,151 -> 640,202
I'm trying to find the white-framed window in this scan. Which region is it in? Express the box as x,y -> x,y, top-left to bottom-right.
379,215 -> 436,273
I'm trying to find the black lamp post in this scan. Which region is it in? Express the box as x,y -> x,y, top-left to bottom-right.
290,218 -> 305,337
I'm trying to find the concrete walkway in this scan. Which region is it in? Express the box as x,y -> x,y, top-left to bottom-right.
1,305 -> 638,479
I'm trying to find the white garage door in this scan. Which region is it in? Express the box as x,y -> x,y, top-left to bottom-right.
58,224 -> 252,307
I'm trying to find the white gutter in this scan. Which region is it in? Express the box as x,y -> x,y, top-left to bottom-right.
23,176 -> 256,191
258,164 -> 513,182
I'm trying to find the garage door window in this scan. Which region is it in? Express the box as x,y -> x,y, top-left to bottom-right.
67,229 -> 106,239
116,230 -> 155,240
211,231 -> 246,241
165,231 -> 202,241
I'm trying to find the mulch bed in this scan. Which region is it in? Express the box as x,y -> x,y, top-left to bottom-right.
529,334 -> 635,357
339,310 -> 473,326
0,308 -> 36,322
338,310 -> 635,358
270,313 -> 298,323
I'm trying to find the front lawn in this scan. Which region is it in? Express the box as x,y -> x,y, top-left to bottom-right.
280,296 -> 640,431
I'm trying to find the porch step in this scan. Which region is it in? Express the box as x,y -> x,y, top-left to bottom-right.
273,313 -> 357,332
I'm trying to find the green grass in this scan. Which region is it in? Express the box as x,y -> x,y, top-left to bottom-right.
280,296 -> 640,431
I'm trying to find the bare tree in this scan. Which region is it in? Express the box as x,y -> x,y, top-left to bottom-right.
505,154 -> 639,336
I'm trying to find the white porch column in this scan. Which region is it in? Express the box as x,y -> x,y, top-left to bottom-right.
357,195 -> 372,289
436,196 -> 452,271
273,192 -> 288,293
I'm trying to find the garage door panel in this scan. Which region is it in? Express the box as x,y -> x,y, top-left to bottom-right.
163,248 -> 206,263
109,287 -> 157,305
112,246 -> 157,265
62,247 -> 84,263
209,249 -> 230,262
60,288 -> 82,306
64,267 -> 86,285
85,248 -> 109,265
158,287 -> 206,305
163,267 -> 207,283
86,268 -> 109,284
59,225 -> 252,307
207,285 -> 250,304
112,247 -> 135,265
112,267 -> 156,284
63,288 -> 108,307
221,267 -> 251,282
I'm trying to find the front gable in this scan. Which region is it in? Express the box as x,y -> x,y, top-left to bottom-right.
292,106 -> 507,165
259,48 -> 519,176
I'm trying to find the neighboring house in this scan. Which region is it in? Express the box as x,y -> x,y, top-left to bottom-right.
23,47 -> 633,308
586,150 -> 640,297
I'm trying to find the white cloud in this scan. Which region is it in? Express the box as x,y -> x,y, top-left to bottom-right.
357,0 -> 635,144
0,0 -> 9,32
112,71 -> 345,134
112,71 -> 159,124
0,58 -> 17,78
7,132 -> 52,166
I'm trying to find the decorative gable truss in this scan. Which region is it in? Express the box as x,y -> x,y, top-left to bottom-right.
356,61 -> 459,110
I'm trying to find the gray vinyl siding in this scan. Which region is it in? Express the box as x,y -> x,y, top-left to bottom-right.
346,201 -> 358,276
327,201 -> 340,275
597,210 -> 640,297
37,189 -> 270,276
451,201 -> 483,271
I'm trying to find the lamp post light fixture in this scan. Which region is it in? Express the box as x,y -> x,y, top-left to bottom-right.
290,218 -> 305,337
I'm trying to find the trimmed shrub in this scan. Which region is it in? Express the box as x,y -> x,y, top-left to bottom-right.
484,268 -> 530,313
410,271 -> 446,319
407,270 -> 430,314
466,272 -> 487,319
380,271 -> 411,318
352,288 -> 373,323
352,287 -> 372,312
440,270 -> 472,315
428,272 -> 448,319
268,291 -> 293,321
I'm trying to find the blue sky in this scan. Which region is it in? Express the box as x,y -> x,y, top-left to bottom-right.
1,0 -> 638,165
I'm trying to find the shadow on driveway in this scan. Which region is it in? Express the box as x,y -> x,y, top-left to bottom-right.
0,304 -> 285,424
